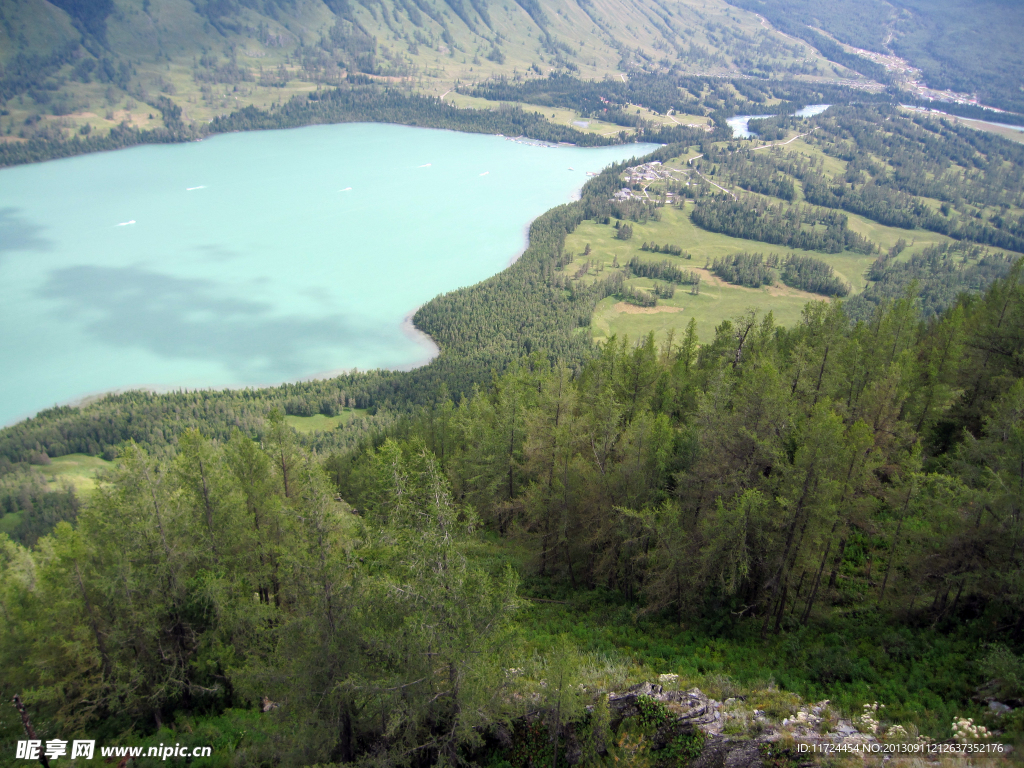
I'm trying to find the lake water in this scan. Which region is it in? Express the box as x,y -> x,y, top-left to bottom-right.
984,122 -> 1024,132
794,104 -> 831,118
0,123 -> 654,425
726,114 -> 773,139
727,104 -> 831,138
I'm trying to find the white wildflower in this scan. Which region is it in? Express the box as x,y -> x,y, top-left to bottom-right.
951,716 -> 991,744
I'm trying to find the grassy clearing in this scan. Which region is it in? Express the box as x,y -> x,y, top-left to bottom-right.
514,591 -> 993,743
28,453 -> 114,495
571,197 -> 988,345
954,118 -> 1024,145
774,137 -> 850,178
285,409 -> 367,434
565,206 -> 857,344
0,511 -> 23,537
780,137 -> 1024,224
572,135 -> 1022,346
895,109 -> 1024,146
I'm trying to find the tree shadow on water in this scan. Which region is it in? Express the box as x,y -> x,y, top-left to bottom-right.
38,265 -> 385,379
0,208 -> 53,261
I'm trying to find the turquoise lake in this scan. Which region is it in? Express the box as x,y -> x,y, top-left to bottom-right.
0,123 -> 655,426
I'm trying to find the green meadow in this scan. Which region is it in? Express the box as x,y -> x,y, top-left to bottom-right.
285,409 -> 368,434
28,453 -> 114,495
565,180 -> 980,345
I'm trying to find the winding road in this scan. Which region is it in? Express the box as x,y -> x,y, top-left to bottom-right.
683,127 -> 817,201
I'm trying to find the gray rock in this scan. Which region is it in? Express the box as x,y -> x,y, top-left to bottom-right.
582,683 -> 786,768
692,735 -> 771,768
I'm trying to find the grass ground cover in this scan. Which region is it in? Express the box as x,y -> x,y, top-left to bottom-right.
564,206 -> 868,344
515,591 -> 998,743
930,117 -> 1024,146
27,453 -> 113,495
571,133 -> 1021,346
284,409 -> 367,434
2,0 -> 870,153
779,137 -> 1024,225
460,534 -> 1011,745
576,202 -> 987,344
0,511 -> 23,536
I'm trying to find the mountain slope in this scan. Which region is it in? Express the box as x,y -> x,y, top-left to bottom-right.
727,0 -> 1024,113
0,0 -> 853,142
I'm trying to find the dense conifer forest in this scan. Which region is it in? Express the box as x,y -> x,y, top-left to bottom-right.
692,197 -> 876,254
780,255 -> 851,297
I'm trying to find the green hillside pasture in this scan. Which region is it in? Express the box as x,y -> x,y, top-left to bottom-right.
565,196 -> 986,345
285,409 -> 367,434
564,207 -> 848,344
772,138 -> 850,189
928,116 -> 1024,146
591,275 -> 819,346
0,511 -> 23,537
28,453 -> 114,495
625,104 -> 713,132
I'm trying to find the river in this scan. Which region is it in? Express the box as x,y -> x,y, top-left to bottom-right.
727,104 -> 831,138
0,123 -> 655,425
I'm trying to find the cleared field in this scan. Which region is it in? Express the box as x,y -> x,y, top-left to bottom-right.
566,186 -> 976,345
775,138 -> 849,176
565,208 -> 842,344
0,512 -> 23,536
28,453 -> 114,494
591,271 -> 820,345
285,409 -> 368,434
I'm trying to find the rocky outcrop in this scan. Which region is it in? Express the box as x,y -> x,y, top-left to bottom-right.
609,682 -> 718,730
606,683 -> 775,768
691,736 -> 769,768
499,682 -> 902,768
604,682 -> 890,768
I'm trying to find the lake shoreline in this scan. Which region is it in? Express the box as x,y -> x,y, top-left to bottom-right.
0,123 -> 653,425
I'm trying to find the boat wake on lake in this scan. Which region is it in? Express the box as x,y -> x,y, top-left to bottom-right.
186,186 -> 206,191
115,220 -> 136,226
418,163 -> 431,167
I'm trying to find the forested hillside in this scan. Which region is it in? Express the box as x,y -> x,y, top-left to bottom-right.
2,262 -> 1023,762
3,117 -> 1024,761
